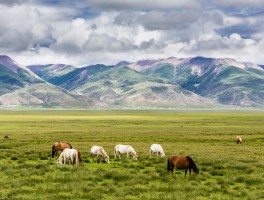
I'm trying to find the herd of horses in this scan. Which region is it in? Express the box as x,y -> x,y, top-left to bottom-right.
52,141 -> 199,176
52,135 -> 242,176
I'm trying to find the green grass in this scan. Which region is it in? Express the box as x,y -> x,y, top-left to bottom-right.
0,111 -> 263,199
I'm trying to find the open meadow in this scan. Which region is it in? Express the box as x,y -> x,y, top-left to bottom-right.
0,111 -> 263,200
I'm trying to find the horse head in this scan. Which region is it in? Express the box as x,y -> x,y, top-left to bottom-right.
133,153 -> 138,160
161,152 -> 166,158
57,157 -> 63,167
104,155 -> 110,164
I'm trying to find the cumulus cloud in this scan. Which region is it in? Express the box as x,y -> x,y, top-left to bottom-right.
213,0 -> 264,8
1,0 -> 264,66
0,0 -> 24,6
89,0 -> 201,11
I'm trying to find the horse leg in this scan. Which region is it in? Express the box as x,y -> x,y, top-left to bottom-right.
185,169 -> 188,177
170,166 -> 174,174
114,149 -> 117,159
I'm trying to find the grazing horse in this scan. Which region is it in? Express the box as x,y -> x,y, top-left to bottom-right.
90,146 -> 110,163
167,155 -> 199,176
52,141 -> 72,158
114,144 -> 138,160
236,136 -> 242,144
57,148 -> 79,167
3,135 -> 9,140
150,144 -> 165,158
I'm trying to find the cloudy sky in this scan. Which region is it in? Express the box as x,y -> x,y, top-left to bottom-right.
1,0 -> 264,66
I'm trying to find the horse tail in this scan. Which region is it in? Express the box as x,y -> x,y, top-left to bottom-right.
78,151 -> 82,162
186,156 -> 199,174
67,143 -> 72,148
167,157 -> 171,172
75,151 -> 79,165
52,144 -> 55,158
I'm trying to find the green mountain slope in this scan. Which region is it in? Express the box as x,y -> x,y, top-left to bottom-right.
142,57 -> 264,107
0,64 -> 44,95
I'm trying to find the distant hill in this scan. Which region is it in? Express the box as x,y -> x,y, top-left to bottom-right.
0,55 -> 264,109
0,56 -> 89,108
0,55 -> 44,96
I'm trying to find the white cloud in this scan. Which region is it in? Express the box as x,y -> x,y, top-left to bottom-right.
89,0 -> 201,11
1,0 -> 264,66
214,0 -> 264,7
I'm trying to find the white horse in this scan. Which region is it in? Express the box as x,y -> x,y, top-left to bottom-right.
114,144 -> 138,160
57,148 -> 79,167
90,146 -> 110,164
150,144 -> 165,158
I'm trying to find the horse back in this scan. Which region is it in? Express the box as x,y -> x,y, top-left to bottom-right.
115,144 -> 128,153
170,156 -> 189,169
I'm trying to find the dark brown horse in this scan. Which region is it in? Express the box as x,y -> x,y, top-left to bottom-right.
167,155 -> 199,176
52,141 -> 72,158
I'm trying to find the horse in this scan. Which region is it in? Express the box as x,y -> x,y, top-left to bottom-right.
236,136 -> 242,144
114,144 -> 138,160
57,148 -> 79,167
90,146 -> 110,163
3,135 -> 9,140
167,155 -> 199,176
52,141 -> 72,158
150,144 -> 165,158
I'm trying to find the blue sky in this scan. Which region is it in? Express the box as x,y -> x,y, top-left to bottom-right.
0,0 -> 264,66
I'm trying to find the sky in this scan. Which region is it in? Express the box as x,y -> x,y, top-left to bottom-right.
0,0 -> 264,66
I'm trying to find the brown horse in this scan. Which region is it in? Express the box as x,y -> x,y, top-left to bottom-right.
236,136 -> 242,144
167,155 -> 199,176
52,141 -> 72,158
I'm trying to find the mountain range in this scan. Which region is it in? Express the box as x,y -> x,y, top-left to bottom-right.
0,55 -> 263,109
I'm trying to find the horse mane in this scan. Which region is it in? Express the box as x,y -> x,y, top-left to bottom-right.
99,147 -> 106,157
186,156 -> 199,173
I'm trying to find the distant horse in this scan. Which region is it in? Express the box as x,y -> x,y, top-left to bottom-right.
150,144 -> 165,158
52,141 -> 72,158
57,148 -> 79,167
90,146 -> 110,163
3,135 -> 9,140
167,155 -> 199,176
114,144 -> 138,160
236,136 -> 242,144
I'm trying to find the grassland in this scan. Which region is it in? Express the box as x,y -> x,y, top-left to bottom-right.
0,111 -> 263,200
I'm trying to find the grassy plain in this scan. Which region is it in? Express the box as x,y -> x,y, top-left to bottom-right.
0,111 -> 263,199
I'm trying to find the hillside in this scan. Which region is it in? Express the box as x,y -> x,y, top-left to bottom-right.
0,56 -> 90,108
0,55 -> 264,109
139,57 -> 264,107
